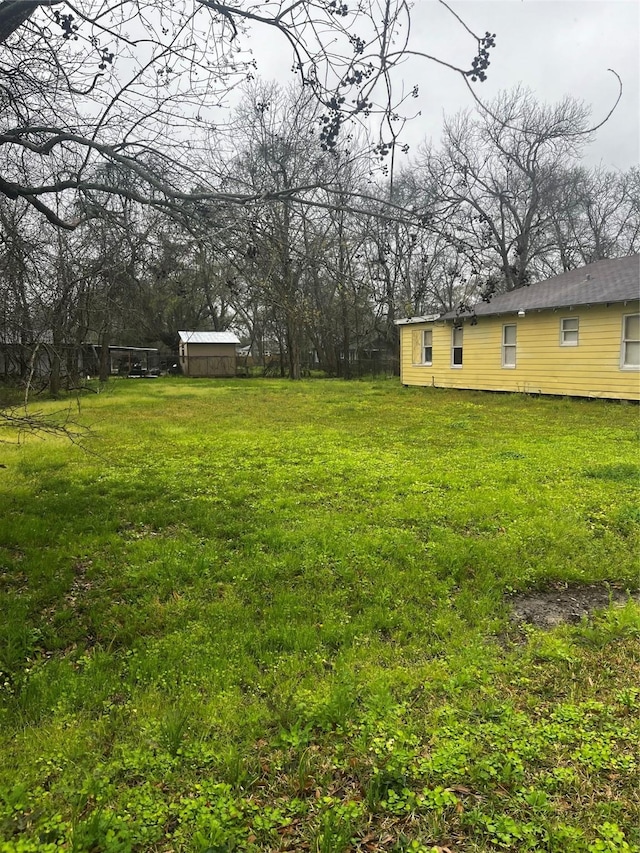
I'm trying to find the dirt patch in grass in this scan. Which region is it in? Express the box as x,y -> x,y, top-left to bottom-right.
508,584 -> 640,628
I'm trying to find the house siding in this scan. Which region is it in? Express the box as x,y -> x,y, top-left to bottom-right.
400,302 -> 640,401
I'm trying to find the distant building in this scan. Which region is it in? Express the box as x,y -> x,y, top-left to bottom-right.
105,346 -> 159,376
178,331 -> 241,377
396,255 -> 640,401
0,335 -> 159,380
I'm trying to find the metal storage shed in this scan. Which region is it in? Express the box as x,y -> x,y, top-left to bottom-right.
178,331 -> 241,377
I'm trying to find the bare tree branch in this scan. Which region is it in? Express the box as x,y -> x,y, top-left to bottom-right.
0,0 -> 494,227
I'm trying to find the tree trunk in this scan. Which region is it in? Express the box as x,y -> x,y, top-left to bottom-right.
99,336 -> 110,382
287,321 -> 302,380
340,287 -> 351,380
49,346 -> 61,397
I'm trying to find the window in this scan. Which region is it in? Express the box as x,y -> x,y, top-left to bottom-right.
411,328 -> 434,365
621,314 -> 640,369
451,326 -> 463,367
560,317 -> 579,346
422,330 -> 433,365
502,324 -> 517,368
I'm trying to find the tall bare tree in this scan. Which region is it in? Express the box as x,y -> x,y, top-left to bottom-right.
545,165 -> 640,272
415,88 -> 597,295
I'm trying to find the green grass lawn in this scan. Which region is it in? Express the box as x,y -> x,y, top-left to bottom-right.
0,378 -> 639,853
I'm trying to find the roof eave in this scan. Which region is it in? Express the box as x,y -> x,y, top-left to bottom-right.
394,314 -> 441,326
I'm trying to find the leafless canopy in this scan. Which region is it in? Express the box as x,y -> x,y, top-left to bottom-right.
0,0 -> 496,228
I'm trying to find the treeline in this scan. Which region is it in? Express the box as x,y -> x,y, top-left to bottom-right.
1,83 -> 638,386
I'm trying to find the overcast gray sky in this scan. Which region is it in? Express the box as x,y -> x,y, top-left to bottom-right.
401,0 -> 639,170
250,0 -> 639,171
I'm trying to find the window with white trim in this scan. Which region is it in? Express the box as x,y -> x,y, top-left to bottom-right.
451,326 -> 463,367
560,317 -> 579,346
621,313 -> 640,369
502,324 -> 516,368
422,330 -> 433,365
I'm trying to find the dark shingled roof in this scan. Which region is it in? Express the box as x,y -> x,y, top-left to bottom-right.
442,255 -> 640,320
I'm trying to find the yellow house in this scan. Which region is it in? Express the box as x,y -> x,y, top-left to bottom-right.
396,255 -> 640,401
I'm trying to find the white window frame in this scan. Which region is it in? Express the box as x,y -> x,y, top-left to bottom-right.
560,317 -> 579,347
422,329 -> 433,365
621,313 -> 640,370
502,324 -> 517,368
451,326 -> 463,368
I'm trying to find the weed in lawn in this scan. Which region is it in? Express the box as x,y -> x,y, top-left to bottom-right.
294,746 -> 320,795
216,743 -> 259,790
159,704 -> 192,756
583,463 -> 639,483
577,599 -> 640,646
313,807 -> 355,853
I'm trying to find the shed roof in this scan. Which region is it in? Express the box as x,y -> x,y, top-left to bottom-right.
178,330 -> 241,345
443,255 -> 640,320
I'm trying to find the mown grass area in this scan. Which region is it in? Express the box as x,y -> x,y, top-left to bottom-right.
0,378 -> 639,853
